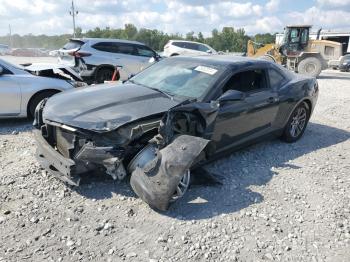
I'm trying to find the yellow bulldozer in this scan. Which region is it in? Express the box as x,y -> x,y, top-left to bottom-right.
247,25 -> 343,77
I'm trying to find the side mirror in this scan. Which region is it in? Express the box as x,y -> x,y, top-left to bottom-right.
206,50 -> 212,54
151,53 -> 162,63
0,66 -> 3,75
149,57 -> 156,63
122,74 -> 135,84
218,90 -> 245,104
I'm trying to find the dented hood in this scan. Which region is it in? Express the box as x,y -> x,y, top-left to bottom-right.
43,83 -> 180,132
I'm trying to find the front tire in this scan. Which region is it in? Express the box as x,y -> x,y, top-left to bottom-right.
281,102 -> 310,143
297,57 -> 322,77
28,91 -> 58,119
95,68 -> 114,84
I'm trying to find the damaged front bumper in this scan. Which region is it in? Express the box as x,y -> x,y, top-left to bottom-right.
34,129 -> 80,185
34,126 -> 127,186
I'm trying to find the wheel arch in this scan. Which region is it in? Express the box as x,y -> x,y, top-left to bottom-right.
302,98 -> 312,112
281,98 -> 313,130
26,89 -> 61,117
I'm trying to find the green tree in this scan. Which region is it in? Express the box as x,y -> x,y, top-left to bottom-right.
124,24 -> 138,40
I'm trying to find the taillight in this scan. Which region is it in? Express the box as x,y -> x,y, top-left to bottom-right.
68,51 -> 91,58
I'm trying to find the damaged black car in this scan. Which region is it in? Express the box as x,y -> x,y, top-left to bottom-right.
34,55 -> 319,210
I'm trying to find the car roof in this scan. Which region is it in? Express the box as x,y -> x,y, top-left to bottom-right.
169,55 -> 273,67
169,40 -> 207,44
70,38 -> 146,46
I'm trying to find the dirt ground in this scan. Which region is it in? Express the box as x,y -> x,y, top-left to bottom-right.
0,57 -> 349,262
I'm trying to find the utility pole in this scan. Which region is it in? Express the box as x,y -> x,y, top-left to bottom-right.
8,24 -> 12,48
69,0 -> 78,37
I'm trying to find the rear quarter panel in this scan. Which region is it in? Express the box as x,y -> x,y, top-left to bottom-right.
274,76 -> 318,130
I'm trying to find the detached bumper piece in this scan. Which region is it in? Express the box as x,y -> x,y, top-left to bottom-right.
130,135 -> 209,211
34,130 -> 80,186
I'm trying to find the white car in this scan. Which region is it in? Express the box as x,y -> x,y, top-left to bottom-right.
0,58 -> 84,118
0,44 -> 10,55
163,40 -> 217,57
58,38 -> 160,84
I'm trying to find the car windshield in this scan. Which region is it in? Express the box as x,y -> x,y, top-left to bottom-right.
130,59 -> 224,100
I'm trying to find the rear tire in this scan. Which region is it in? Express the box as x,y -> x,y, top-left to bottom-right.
281,102 -> 310,143
95,68 -> 114,84
297,57 -> 322,77
28,91 -> 58,119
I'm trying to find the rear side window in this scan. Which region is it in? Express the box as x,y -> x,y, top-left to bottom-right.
92,42 -> 118,53
223,69 -> 267,93
268,68 -> 287,88
135,45 -> 155,57
92,42 -> 136,55
118,44 -> 135,55
197,44 -> 210,52
185,43 -> 199,51
172,42 -> 185,48
62,40 -> 84,50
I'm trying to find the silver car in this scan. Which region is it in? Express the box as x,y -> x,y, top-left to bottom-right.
0,58 -> 83,118
58,38 -> 160,84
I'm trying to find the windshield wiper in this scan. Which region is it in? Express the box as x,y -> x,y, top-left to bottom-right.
128,79 -> 174,100
147,87 -> 174,100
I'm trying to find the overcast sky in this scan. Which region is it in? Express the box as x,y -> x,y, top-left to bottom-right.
0,0 -> 350,36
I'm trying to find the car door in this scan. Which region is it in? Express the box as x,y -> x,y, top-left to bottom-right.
115,43 -> 151,77
0,66 -> 21,116
133,45 -> 156,71
211,68 -> 279,152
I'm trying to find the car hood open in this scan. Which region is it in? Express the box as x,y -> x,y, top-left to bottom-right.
43,83 -> 180,132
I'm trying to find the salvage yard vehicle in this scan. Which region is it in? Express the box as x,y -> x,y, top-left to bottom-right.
163,40 -> 217,57
247,25 -> 343,77
58,38 -> 160,84
34,55 -> 318,210
0,44 -> 10,55
0,58 -> 85,118
339,54 -> 350,72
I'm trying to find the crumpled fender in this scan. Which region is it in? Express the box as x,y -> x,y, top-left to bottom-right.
130,135 -> 209,211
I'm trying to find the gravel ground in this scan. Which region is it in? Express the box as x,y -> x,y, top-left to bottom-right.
0,69 -> 349,262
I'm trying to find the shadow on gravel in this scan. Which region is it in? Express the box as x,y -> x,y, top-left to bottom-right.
0,118 -> 33,135
73,173 -> 136,200
70,122 -> 349,220
165,122 -> 350,220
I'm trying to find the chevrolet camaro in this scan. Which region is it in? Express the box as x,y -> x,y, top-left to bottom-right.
34,55 -> 319,210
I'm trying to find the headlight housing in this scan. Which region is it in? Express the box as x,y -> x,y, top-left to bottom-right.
67,80 -> 87,88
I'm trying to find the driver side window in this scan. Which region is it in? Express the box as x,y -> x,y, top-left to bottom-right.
222,69 -> 267,94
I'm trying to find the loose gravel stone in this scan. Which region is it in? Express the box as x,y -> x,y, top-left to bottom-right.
0,65 -> 349,262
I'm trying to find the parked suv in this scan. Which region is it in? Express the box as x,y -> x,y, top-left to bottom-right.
339,54 -> 350,72
0,44 -> 10,55
163,40 -> 217,57
58,38 -> 160,83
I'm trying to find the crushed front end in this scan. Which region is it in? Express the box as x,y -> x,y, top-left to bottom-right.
33,99 -> 159,186
33,98 -> 216,210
